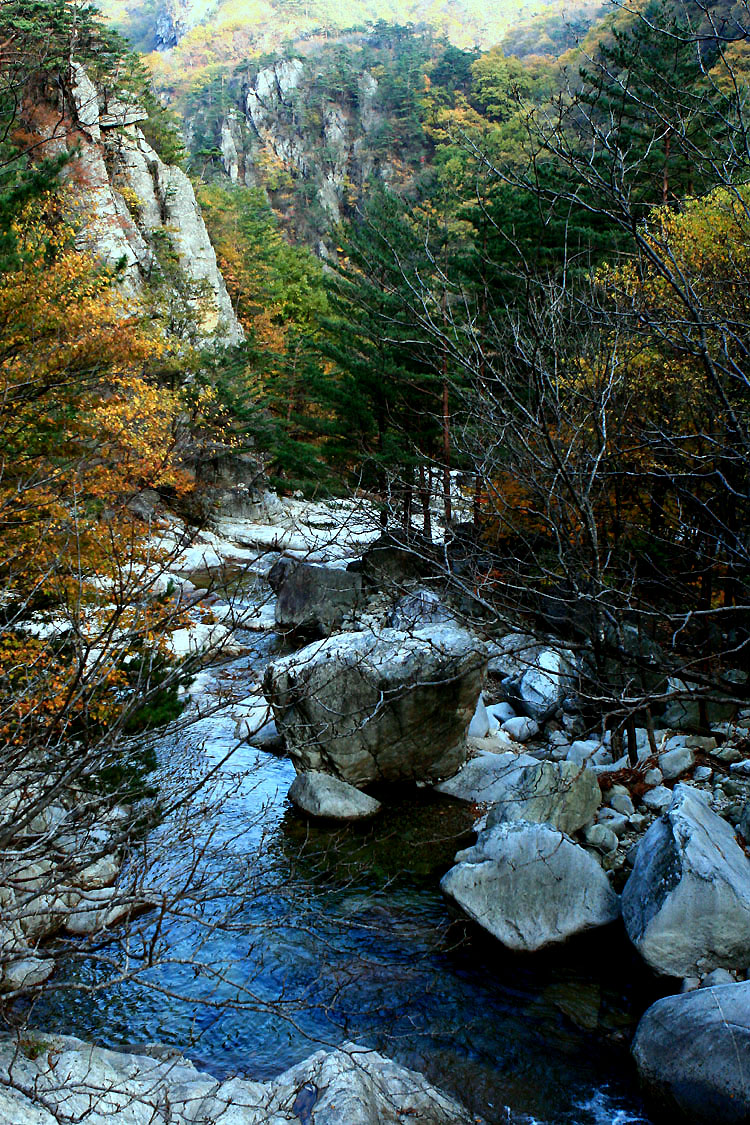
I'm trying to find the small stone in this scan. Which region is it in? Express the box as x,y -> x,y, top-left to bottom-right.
700,968 -> 736,988
501,716 -> 540,743
644,767 -> 663,787
592,748 -> 614,767
694,765 -> 713,782
684,735 -> 718,752
716,746 -> 742,764
596,809 -> 630,836
724,779 -> 748,797
584,823 -> 619,854
659,746 -> 695,781
0,957 -> 53,992
629,813 -> 649,832
681,976 -> 700,993
642,786 -> 673,813
610,789 -> 635,816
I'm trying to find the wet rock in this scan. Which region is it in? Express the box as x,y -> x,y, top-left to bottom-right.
622,784 -> 750,977
468,694 -> 496,738
441,822 -> 619,951
269,557 -> 362,635
265,625 -> 487,788
288,772 -> 381,820
632,982 -> 750,1123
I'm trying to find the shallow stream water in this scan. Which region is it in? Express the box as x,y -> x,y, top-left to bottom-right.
35,578 -> 661,1125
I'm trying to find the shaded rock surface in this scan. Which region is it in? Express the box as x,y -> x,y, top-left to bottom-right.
264,625 -> 487,787
622,783 -> 750,977
441,821 -> 620,951
288,772 -> 381,820
269,557 -> 362,634
484,760 -> 601,835
434,750 -> 538,805
0,1034 -> 477,1124
632,982 -> 750,1123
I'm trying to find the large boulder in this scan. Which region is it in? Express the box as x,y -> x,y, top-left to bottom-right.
264,625 -> 487,787
632,982 -> 750,1123
288,772 -> 381,820
269,557 -> 362,635
622,783 -> 750,977
441,822 -> 620,951
0,1034 -> 476,1125
485,760 -> 601,835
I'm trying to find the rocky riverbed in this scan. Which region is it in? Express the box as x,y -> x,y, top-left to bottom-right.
7,489 -> 750,1123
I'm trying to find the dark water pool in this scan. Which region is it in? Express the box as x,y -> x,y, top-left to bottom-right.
33,614 -> 660,1125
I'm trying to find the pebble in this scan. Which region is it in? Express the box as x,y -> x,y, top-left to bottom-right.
643,767 -> 663,787
642,786 -> 673,813
693,765 -> 713,782
501,716 -> 540,743
584,823 -> 619,854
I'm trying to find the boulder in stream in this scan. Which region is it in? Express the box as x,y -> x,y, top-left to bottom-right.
264,625 -> 487,788
268,557 -> 362,635
632,982 -> 750,1123
622,783 -> 750,977
288,771 -> 381,820
441,821 -> 620,951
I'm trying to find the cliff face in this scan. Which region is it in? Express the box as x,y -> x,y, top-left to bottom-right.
184,33 -> 433,250
32,62 -> 243,346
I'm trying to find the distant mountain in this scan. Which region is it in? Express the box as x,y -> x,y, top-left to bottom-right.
97,0 -> 595,58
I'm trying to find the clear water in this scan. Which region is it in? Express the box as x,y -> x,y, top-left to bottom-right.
33,583 -> 659,1125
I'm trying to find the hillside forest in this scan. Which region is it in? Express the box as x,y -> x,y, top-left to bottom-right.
3,0 -> 750,1122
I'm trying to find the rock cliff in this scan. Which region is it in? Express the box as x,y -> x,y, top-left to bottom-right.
32,60 -> 243,346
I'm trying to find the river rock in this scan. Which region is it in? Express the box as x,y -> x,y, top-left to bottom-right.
387,588 -> 455,630
441,822 -> 620,951
484,760 -> 601,835
659,745 -> 695,781
500,716 -> 539,742
435,750 -> 539,804
288,772 -> 381,820
632,982 -> 750,1123
518,647 -> 576,719
0,1034 -> 476,1125
268,557 -> 362,634
622,783 -> 750,977
264,625 -> 487,787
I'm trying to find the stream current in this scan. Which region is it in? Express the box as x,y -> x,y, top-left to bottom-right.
36,573 -> 659,1125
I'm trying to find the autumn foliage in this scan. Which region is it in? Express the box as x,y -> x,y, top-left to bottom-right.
0,195 -> 189,750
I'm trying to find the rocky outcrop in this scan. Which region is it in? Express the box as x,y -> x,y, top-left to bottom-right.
441,822 -> 620,951
288,772 -> 381,820
264,625 -> 487,787
632,982 -> 750,1123
622,784 -> 750,977
0,1034 -> 478,1125
35,61 -> 243,345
